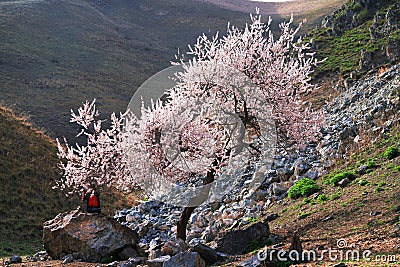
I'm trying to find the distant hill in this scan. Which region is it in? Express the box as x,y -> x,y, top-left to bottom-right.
0,0 -> 349,141
0,0 -> 251,140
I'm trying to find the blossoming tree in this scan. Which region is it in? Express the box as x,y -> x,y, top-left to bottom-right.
55,12 -> 324,241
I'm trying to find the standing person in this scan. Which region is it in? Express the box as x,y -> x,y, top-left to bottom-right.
81,184 -> 101,214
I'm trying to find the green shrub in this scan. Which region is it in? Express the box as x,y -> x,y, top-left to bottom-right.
384,146 -> 399,160
317,194 -> 329,203
288,178 -> 321,199
375,187 -> 384,192
358,179 -> 369,186
329,171 -> 356,186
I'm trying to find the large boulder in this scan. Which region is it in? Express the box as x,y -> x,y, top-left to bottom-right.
163,252 -> 205,267
43,207 -> 140,262
215,219 -> 269,255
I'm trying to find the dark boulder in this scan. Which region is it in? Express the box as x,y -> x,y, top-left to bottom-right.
215,219 -> 269,255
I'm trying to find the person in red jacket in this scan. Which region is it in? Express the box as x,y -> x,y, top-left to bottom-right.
81,184 -> 101,214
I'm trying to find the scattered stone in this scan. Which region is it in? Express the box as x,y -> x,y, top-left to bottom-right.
43,206 -> 141,262
338,178 -> 350,187
30,251 -> 50,262
370,211 -> 381,216
148,249 -> 162,260
161,238 -> 187,256
120,257 -> 144,267
322,216 -> 333,222
237,254 -> 261,267
304,170 -> 319,180
9,255 -> 22,264
357,165 -> 368,175
146,255 -> 170,267
106,261 -> 120,267
62,254 -> 74,264
163,252 -> 205,267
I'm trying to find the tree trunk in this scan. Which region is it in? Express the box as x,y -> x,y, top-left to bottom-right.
176,206 -> 196,240
176,169 -> 216,240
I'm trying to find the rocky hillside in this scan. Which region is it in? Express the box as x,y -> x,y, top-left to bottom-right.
309,0 -> 400,82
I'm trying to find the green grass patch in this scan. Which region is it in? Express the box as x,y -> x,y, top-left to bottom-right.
328,171 -> 356,186
317,194 -> 329,203
288,178 -> 321,199
358,179 -> 369,186
384,146 -> 399,160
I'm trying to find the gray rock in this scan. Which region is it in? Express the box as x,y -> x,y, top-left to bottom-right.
33,251 -> 49,261
304,170 -> 319,180
43,206 -> 141,262
138,200 -> 161,213
146,256 -> 170,267
357,165 -> 368,174
120,257 -> 143,267
163,252 -> 205,267
107,261 -> 120,267
271,183 -> 288,196
9,255 -> 22,264
61,254 -> 74,264
237,254 -> 261,267
338,178 -> 350,187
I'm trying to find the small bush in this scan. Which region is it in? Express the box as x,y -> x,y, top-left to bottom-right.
330,171 -> 356,186
317,194 -> 329,203
358,179 -> 369,186
288,178 -> 321,199
384,146 -> 399,160
375,187 -> 384,192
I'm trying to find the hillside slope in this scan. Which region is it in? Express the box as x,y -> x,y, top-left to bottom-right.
0,106 -> 136,257
0,106 -> 72,255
